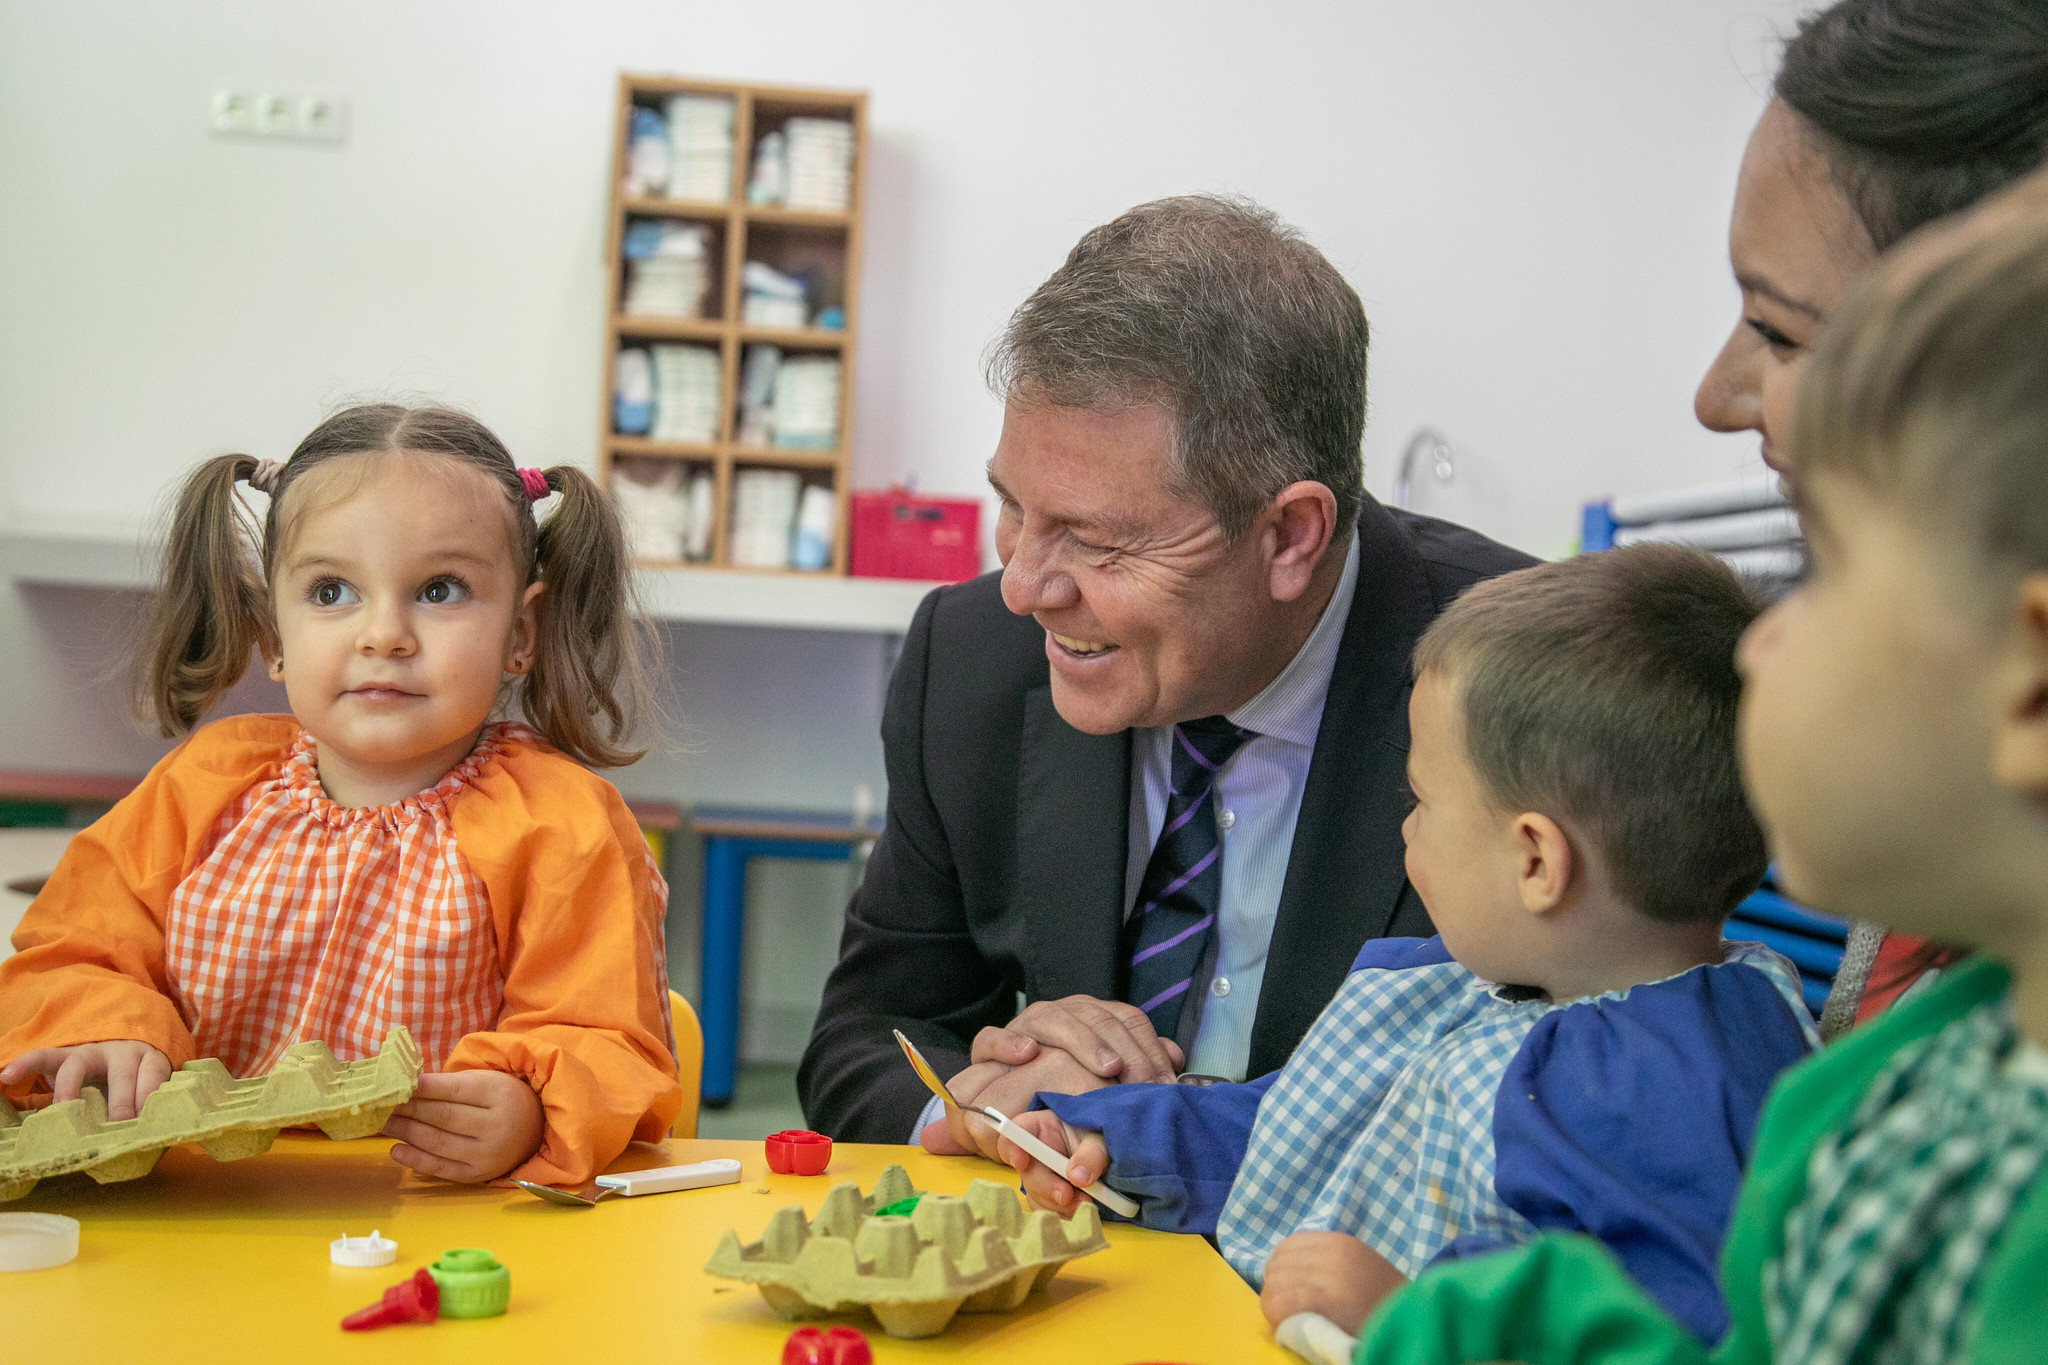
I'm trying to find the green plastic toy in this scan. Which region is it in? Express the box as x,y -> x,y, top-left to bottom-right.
874,1194 -> 922,1218
427,1248 -> 510,1318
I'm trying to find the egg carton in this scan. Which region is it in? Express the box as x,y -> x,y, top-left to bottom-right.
0,1027 -> 421,1202
704,1163 -> 1108,1339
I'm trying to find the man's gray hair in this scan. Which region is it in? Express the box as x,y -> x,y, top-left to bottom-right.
985,194 -> 1368,540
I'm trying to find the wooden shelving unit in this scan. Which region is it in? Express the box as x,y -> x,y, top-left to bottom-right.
599,75 -> 867,573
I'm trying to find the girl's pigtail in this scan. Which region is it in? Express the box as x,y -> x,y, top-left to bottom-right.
134,454 -> 278,736
525,465 -> 657,767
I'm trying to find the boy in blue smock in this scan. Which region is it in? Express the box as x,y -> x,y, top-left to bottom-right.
995,544 -> 1819,1344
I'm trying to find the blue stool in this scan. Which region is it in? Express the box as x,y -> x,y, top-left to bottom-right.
691,805 -> 880,1108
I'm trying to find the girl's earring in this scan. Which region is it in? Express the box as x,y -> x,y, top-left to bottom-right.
268,657 -> 285,679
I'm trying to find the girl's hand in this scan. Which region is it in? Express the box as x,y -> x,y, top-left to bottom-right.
0,1040 -> 172,1120
991,1107 -> 1111,1213
382,1069 -> 544,1183
1259,1231 -> 1410,1334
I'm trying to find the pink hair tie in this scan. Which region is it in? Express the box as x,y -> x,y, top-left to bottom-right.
518,467 -> 550,503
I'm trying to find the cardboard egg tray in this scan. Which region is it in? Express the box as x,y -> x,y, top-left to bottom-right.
703,1163 -> 1108,1339
0,1027 -> 421,1202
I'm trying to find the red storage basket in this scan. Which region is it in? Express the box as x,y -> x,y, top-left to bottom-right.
850,490 -> 982,582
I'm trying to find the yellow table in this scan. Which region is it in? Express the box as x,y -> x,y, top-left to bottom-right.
5,1135 -> 1293,1364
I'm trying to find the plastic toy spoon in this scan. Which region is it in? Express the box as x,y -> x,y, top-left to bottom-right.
893,1030 -> 1140,1218
510,1158 -> 741,1206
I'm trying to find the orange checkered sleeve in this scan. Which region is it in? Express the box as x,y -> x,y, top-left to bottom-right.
0,716 -> 296,1096
445,747 -> 681,1186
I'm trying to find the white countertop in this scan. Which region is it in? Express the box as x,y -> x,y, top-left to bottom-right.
0,515 -> 941,636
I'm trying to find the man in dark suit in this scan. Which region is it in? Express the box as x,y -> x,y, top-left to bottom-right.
799,195 -> 1532,1149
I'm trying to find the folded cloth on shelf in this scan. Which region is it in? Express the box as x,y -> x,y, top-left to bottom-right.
730,468 -> 802,569
649,344 -> 720,445
622,222 -> 711,318
613,459 -> 687,562
772,356 -> 841,450
742,261 -> 809,329
664,95 -> 734,201
783,117 -> 854,212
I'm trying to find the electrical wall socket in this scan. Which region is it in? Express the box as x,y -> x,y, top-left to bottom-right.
210,89 -> 347,144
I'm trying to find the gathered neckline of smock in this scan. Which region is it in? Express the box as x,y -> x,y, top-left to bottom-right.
276,721 -> 531,829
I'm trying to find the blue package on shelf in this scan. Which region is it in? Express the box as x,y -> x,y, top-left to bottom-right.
613,348 -> 654,436
622,219 -> 668,260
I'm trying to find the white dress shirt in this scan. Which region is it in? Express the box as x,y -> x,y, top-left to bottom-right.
1123,535 -> 1360,1080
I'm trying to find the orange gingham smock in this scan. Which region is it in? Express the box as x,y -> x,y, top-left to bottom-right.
0,715 -> 681,1186
163,722 -> 515,1076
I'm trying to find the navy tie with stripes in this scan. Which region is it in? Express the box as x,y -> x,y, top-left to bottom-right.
1121,715 -> 1252,1040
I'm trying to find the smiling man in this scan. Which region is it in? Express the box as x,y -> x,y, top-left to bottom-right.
799,196 -> 1532,1149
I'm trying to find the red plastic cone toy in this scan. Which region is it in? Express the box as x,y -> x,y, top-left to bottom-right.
341,1267 -> 442,1330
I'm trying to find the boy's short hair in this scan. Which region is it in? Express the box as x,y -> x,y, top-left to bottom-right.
1413,544 -> 1766,925
1792,171 -> 2048,589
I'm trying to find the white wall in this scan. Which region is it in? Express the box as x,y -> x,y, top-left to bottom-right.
0,0 -> 1805,1057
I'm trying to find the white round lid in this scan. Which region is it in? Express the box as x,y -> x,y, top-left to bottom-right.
0,1213 -> 80,1272
329,1229 -> 398,1267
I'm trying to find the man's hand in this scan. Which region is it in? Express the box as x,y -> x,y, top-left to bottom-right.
990,1107 -> 1113,1214
0,1040 -> 172,1120
921,1049 -> 1115,1160
383,1070 -> 545,1184
919,994 -> 1184,1160
972,995 -> 1184,1085
1259,1231 -> 1410,1335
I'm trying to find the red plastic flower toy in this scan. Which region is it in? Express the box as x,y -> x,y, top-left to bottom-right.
340,1267 -> 441,1330
781,1325 -> 873,1365
765,1129 -> 833,1175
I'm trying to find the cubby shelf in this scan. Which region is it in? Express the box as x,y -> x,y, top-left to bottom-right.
614,316 -> 725,342
601,74 -> 867,574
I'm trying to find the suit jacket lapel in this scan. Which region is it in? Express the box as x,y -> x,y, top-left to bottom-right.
1248,497 -> 1435,1076
1015,684 -> 1131,1003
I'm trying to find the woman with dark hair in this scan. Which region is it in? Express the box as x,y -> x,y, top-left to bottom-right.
1694,0 -> 2048,1036
1696,0 -> 2048,496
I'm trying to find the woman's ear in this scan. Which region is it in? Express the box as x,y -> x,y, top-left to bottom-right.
505,581 -> 545,676
1991,573 -> 2048,802
1512,812 -> 1575,915
265,652 -> 284,680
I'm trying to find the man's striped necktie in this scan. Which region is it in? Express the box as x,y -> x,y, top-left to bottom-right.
1120,715 -> 1252,1040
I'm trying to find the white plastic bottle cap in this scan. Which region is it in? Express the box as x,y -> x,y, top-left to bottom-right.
329,1229 -> 398,1267
0,1213 -> 80,1272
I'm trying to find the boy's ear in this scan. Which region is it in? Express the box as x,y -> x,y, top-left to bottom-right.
1991,572 -> 2048,802
1511,812 -> 1574,915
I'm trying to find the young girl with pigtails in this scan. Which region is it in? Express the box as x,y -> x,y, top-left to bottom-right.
0,403 -> 680,1187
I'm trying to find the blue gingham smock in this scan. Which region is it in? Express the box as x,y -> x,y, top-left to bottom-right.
1042,935 -> 1819,1343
